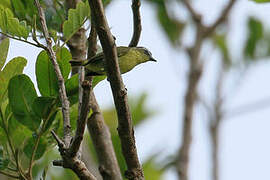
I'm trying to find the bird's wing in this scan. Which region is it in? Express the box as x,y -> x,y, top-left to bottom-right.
84,46 -> 129,66
84,51 -> 105,66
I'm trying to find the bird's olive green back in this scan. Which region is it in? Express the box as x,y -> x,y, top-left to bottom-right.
83,46 -> 152,75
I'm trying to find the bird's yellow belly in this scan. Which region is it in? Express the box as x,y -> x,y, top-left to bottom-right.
118,55 -> 139,74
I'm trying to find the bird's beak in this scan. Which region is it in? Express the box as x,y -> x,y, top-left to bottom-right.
150,57 -> 157,62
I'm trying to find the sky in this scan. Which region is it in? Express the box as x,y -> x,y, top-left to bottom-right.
5,0 -> 270,179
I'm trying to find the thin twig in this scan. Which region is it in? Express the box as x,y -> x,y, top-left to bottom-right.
0,170 -> 19,179
88,0 -> 144,179
129,0 -> 142,47
51,130 -> 65,149
0,32 -> 45,48
209,61 -> 225,180
28,132 -> 42,179
181,0 -> 201,24
51,130 -> 97,180
206,0 -> 237,36
34,0 -> 71,146
69,81 -> 91,157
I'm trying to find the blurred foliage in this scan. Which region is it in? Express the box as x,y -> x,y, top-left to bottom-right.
42,92 -> 163,180
243,16 -> 270,61
145,0 -> 185,47
212,33 -> 231,67
252,0 -> 270,3
244,17 -> 263,59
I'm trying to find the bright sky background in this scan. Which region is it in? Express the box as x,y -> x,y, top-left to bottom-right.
5,0 -> 270,179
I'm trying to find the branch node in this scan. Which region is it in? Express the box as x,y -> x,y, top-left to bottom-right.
125,168 -> 143,179
51,130 -> 65,149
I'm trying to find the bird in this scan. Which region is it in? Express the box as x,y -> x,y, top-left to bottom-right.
69,46 -> 157,76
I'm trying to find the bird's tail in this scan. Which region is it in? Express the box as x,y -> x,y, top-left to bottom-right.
69,60 -> 85,66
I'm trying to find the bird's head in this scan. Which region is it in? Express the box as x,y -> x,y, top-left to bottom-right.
136,47 -> 157,62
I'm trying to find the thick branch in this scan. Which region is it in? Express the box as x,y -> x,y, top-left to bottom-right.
176,1 -> 236,179
176,24 -> 204,180
86,18 -> 122,180
87,93 -> 123,180
129,0 -> 142,47
69,81 -> 91,157
34,0 -> 71,146
51,131 -> 97,180
88,0 -> 144,179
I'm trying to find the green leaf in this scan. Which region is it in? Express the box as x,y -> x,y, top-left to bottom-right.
252,0 -> 270,2
66,74 -> 79,97
32,97 -> 56,119
66,74 -> 105,97
0,6 -> 31,39
63,1 -> 90,40
143,156 -> 164,180
0,126 -> 7,146
130,93 -> 156,125
11,0 -> 38,23
8,114 -> 32,148
36,48 -> 71,97
0,38 -> 9,70
0,0 -> 11,9
0,146 -> 9,170
0,57 -> 27,102
213,34 -> 231,67
156,3 -> 184,46
8,74 -> 40,131
56,47 -> 72,80
43,110 -> 58,133
45,6 -> 65,32
36,51 -> 59,97
23,136 -> 47,160
65,74 -> 105,105
93,75 -> 106,87
244,17 -> 263,59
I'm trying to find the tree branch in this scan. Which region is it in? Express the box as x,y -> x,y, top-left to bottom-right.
87,93 -> 123,180
88,0 -> 144,179
129,0 -> 142,47
176,29 -> 203,180
0,32 -> 46,49
86,17 -> 123,180
69,81 -> 91,157
180,0 -> 202,24
35,1 -> 96,179
176,1 -> 237,179
209,62 -> 225,180
34,0 -> 71,146
51,130 -> 97,180
205,0 -> 237,36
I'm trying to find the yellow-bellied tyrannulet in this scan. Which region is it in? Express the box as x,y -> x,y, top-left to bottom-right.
69,46 -> 157,76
